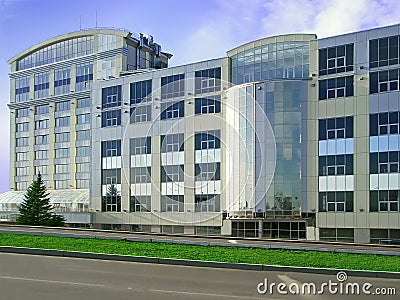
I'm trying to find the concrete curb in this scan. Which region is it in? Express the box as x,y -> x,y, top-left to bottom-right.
0,246 -> 400,279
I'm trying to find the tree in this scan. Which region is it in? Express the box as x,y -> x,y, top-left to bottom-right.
17,173 -> 65,226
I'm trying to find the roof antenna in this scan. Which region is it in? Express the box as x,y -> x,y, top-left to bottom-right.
79,15 -> 82,30
95,10 -> 98,28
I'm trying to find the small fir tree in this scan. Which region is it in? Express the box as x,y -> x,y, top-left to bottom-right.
17,173 -> 65,226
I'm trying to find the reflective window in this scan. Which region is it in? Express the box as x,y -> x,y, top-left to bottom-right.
319,44 -> 354,75
17,36 -> 94,70
130,167 -> 151,183
101,110 -> 121,127
319,76 -> 354,100
76,162 -> 90,173
16,152 -> 29,161
77,98 -> 90,108
76,146 -> 90,157
161,195 -> 184,212
130,80 -> 152,104
130,105 -> 151,123
35,119 -> 49,129
101,140 -> 121,157
55,148 -> 70,158
16,122 -> 29,132
195,130 -> 221,150
319,154 -> 353,175
98,34 -> 117,52
35,105 -> 49,115
231,41 -> 310,84
195,163 -> 220,181
15,76 -> 30,102
130,196 -> 151,212
161,134 -> 184,152
370,112 -> 400,136
35,165 -> 48,175
34,72 -> 49,99
76,63 -> 93,92
17,108 -> 29,118
55,132 -> 70,143
54,67 -> 71,95
130,137 -> 151,155
102,85 -> 121,109
195,96 -> 221,114
369,35 -> 400,68
56,101 -> 70,112
35,135 -> 48,145
195,68 -> 221,95
195,195 -> 220,212
76,130 -> 90,141
161,101 -> 184,120
35,150 -> 48,160
319,117 -> 353,140
161,74 -> 184,99
55,116 -> 70,127
97,57 -> 116,80
16,166 -> 30,176
77,113 -> 90,124
370,68 -> 399,94
16,137 -> 29,147
370,190 -> 400,212
161,165 -> 184,182
370,151 -> 400,174
319,192 -> 353,212
55,164 -> 70,174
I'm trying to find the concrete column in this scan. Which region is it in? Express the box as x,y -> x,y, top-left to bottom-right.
48,104 -> 56,188
354,228 -> 370,244
9,109 -> 16,190
258,219 -> 263,238
69,100 -> 77,189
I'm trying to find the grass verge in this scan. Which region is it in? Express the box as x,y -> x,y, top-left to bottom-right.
0,233 -> 399,272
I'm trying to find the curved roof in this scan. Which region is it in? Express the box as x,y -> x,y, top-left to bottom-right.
8,28 -> 133,64
0,189 -> 89,204
227,33 -> 316,57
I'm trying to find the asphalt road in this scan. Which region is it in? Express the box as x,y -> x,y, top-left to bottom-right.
0,253 -> 399,300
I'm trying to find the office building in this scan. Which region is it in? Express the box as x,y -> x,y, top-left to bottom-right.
1,24 -> 400,243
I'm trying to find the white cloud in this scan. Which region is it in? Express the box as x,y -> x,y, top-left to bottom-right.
260,0 -> 400,38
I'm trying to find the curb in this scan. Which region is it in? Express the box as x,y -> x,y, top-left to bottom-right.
0,246 -> 399,279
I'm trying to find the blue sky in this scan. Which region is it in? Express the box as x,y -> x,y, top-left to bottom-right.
0,0 -> 399,192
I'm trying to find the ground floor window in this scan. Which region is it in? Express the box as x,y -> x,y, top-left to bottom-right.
161,225 -> 184,234
195,226 -> 221,236
319,228 -> 354,242
232,221 -> 259,238
370,229 -> 400,244
131,224 -> 152,232
263,221 -> 306,239
100,224 -> 121,230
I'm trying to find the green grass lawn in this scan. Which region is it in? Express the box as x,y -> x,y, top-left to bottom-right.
0,233 -> 399,272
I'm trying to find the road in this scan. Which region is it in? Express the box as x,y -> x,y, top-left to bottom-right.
0,253 -> 398,300
1,225 -> 400,256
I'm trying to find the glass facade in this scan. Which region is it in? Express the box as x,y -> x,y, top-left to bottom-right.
255,81 -> 307,215
17,36 -> 93,70
230,41 -> 310,85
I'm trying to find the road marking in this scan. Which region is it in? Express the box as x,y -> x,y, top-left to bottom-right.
151,289 -> 266,299
0,275 -> 105,287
